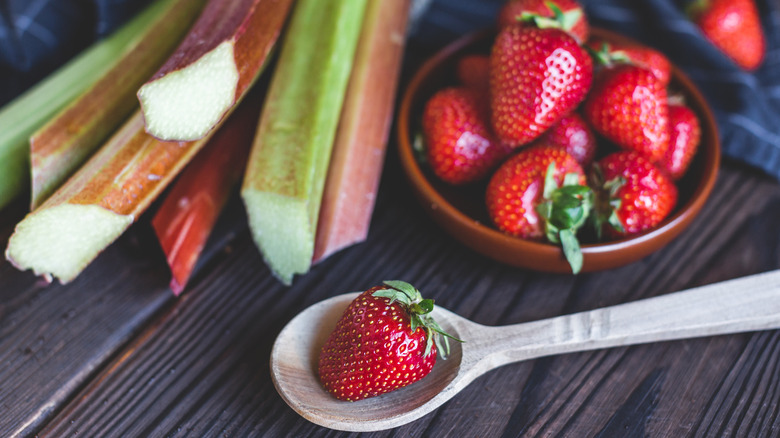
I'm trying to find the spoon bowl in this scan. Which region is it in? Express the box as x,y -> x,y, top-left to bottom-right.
269,293 -> 467,430
271,271 -> 780,432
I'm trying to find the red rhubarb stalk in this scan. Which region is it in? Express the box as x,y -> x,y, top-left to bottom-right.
29,0 -> 208,209
151,90 -> 263,295
137,0 -> 295,141
5,111 -> 215,283
312,0 -> 412,263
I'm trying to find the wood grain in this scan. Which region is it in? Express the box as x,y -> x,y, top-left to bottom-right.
4,161 -> 771,437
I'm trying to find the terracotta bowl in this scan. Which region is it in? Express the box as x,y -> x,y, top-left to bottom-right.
397,28 -> 720,274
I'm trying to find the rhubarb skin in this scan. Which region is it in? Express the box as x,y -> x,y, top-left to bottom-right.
0,0 -> 177,212
5,112 -> 212,284
29,0 -> 208,210
137,0 -> 295,142
152,90 -> 262,295
312,0 -> 412,264
241,0 -> 368,284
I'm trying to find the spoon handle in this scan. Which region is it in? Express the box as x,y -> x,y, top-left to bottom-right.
475,269 -> 780,368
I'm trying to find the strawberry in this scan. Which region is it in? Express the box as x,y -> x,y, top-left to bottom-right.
586,37 -> 671,86
490,23 -> 592,148
486,144 -> 593,273
497,0 -> 589,43
582,63 -> 669,162
659,100 -> 701,180
318,281 -> 457,401
537,112 -> 597,167
422,87 -> 511,185
593,151 -> 678,238
456,54 -> 490,93
688,0 -> 765,71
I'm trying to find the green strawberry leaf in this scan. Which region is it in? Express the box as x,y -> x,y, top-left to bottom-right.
563,172 -> 581,187
608,207 -> 625,234
543,162 -> 558,199
412,132 -> 427,165
415,298 -> 435,315
559,228 -> 583,274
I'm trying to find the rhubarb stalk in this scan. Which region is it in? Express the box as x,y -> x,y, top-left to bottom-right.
29,0 -> 208,209
5,111 -> 215,283
241,0 -> 368,284
151,90 -> 262,295
0,0 -> 184,211
137,0 -> 295,141
312,0 -> 412,263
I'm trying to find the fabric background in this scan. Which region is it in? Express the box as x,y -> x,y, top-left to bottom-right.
0,0 -> 152,105
1,0 -> 778,179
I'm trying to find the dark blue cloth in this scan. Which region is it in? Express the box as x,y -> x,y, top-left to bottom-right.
0,0 -> 152,105
409,0 -> 780,180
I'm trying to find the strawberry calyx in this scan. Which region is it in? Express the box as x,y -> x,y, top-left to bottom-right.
520,1 -> 583,34
372,280 -> 462,359
589,163 -> 626,240
586,42 -> 632,69
535,162 -> 593,274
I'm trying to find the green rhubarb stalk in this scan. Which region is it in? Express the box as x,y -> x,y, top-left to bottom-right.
0,0 -> 188,211
29,0 -> 208,209
312,0 -> 411,263
241,0 -> 368,284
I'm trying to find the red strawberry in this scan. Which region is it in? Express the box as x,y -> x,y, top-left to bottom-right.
538,112 -> 597,167
586,37 -> 672,86
486,144 -> 593,273
583,63 -> 669,162
593,151 -> 678,238
456,54 -> 490,93
497,0 -> 589,43
422,87 -> 511,185
490,24 -> 593,148
659,101 -> 701,180
318,281 -> 457,401
688,0 -> 765,71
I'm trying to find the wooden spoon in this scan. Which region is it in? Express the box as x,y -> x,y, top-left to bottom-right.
270,270 -> 780,432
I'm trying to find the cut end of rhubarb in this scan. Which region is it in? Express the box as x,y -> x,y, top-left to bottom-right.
138,41 -> 239,141
242,189 -> 314,285
5,204 -> 133,283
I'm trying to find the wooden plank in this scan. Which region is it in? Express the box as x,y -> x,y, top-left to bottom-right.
0,193 -> 245,437
28,162 -> 780,436
0,228 -> 173,437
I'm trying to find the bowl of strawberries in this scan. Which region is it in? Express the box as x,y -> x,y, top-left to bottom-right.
397,0 -> 720,274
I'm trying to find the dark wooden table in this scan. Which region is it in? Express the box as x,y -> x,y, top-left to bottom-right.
3,146 -> 780,438
3,16 -> 780,438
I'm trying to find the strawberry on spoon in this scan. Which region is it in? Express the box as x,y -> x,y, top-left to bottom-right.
318,281 -> 460,402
